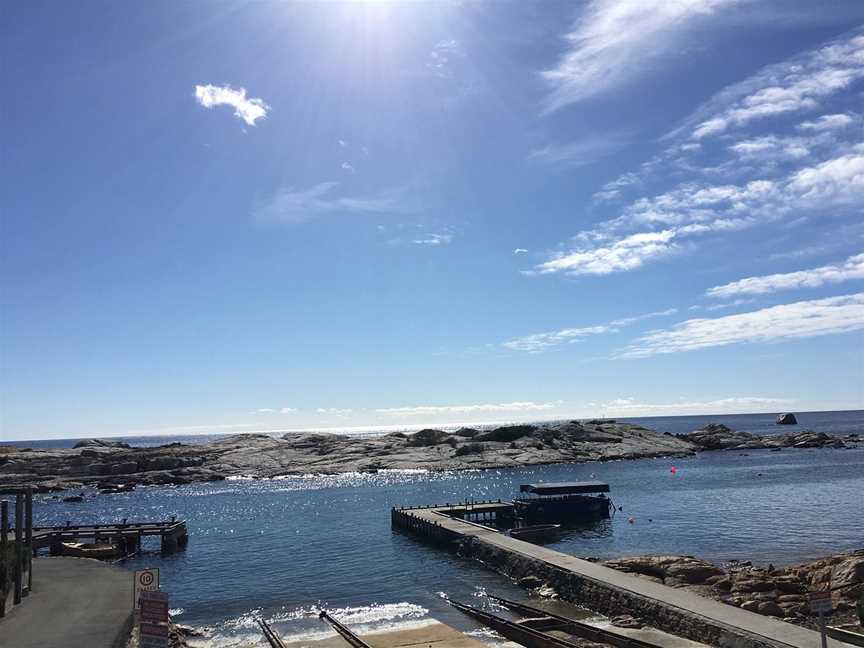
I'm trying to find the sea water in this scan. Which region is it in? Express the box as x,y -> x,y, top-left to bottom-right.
17,411 -> 864,646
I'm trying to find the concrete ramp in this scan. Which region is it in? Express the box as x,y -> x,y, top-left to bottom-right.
0,556 -> 132,648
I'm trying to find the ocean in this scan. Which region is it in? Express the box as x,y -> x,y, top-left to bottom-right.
12,410 -> 864,647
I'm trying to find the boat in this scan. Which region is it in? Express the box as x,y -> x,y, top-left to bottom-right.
514,481 -> 612,525
60,541 -> 123,559
510,524 -> 561,543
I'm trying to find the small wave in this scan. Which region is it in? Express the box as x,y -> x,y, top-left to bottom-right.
169,607 -> 185,617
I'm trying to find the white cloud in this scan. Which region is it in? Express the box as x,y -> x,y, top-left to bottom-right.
799,113 -> 855,131
707,253 -> 864,298
542,0 -> 744,112
531,230 -> 679,276
688,31 -> 864,139
729,135 -> 812,161
316,408 -> 353,415
376,401 -> 561,417
256,182 -> 415,224
503,308 -> 677,353
513,248 -> 528,255
535,148 -> 864,278
597,396 -> 793,416
622,293 -> 864,357
253,407 -> 298,414
787,152 -> 864,204
341,162 -> 355,173
194,84 -> 269,126
413,233 -> 453,246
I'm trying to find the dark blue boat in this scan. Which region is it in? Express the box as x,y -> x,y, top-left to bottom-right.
514,481 -> 612,525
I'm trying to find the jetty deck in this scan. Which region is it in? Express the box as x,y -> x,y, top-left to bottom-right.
29,518 -> 189,553
392,505 -> 856,648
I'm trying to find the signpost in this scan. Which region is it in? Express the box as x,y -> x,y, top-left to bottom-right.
133,568 -> 160,607
139,619 -> 170,648
808,591 -> 832,648
138,588 -> 170,647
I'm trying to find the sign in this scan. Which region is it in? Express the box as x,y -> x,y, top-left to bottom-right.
133,568 -> 160,608
140,590 -> 169,623
140,620 -> 169,648
808,590 -> 833,614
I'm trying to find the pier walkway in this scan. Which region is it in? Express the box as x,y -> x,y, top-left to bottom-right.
0,556 -> 133,648
393,505 -> 856,648
30,518 -> 189,553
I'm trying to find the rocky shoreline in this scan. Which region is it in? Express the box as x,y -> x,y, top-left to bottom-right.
0,420 -> 859,493
601,551 -> 864,630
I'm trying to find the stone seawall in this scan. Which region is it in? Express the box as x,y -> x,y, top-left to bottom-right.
455,534 -> 779,648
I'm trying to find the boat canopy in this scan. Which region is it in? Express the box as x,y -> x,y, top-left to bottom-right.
519,481 -> 610,495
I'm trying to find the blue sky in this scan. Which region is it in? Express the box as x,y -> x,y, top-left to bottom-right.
2,1 -> 863,441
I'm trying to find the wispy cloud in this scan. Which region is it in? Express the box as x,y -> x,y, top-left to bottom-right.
528,134 -> 629,168
413,232 -> 453,246
513,248 -> 528,255
252,407 -> 298,414
534,147 -> 864,277
194,84 -> 269,126
622,293 -> 864,357
707,253 -> 864,298
541,0 -> 743,112
375,401 -> 561,417
503,308 -> 677,353
687,30 -> 864,139
316,408 -> 353,415
426,39 -> 461,79
799,113 -> 856,132
531,230 -> 680,277
256,182 -> 416,224
597,396 -> 793,416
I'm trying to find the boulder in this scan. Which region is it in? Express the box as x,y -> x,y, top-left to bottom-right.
453,428 -> 480,438
757,601 -> 784,617
776,413 -> 797,425
406,429 -> 452,447
454,443 -> 485,457
475,425 -> 536,443
73,439 -> 131,449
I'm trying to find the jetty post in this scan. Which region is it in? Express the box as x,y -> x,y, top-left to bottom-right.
25,488 -> 33,593
14,492 -> 23,604
1,500 -> 7,617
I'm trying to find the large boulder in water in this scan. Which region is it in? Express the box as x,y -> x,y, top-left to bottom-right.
776,413 -> 797,425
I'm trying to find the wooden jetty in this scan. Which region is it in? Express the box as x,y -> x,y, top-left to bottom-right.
30,518 -> 189,554
392,503 -> 857,648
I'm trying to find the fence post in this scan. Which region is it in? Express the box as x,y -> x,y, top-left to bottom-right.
25,489 -> 33,594
14,493 -> 23,605
1,500 -> 8,617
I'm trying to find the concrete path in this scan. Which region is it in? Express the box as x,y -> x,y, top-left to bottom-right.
283,620 -> 497,648
405,507 -> 856,648
0,556 -> 132,648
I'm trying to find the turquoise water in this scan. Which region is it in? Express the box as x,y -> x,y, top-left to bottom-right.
28,430 -> 864,647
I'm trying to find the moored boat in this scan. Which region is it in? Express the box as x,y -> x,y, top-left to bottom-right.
510,524 -> 561,543
60,541 -> 123,559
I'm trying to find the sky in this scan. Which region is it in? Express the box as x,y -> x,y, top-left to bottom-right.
1,0 -> 863,441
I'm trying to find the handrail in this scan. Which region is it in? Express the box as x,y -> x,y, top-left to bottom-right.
258,618 -> 288,648
318,610 -> 375,648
